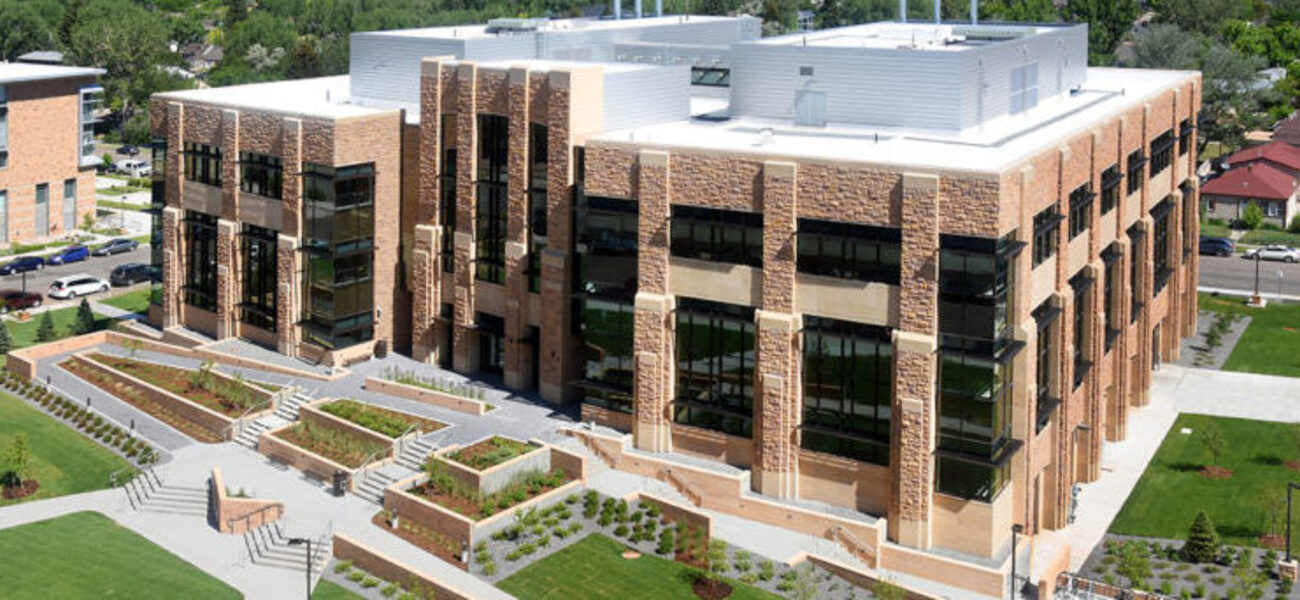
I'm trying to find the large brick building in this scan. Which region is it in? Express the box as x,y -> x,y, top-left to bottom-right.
0,64 -> 103,246
150,17 -> 1199,594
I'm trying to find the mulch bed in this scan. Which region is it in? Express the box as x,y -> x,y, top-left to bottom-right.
1260,534 -> 1286,549
691,577 -> 733,600
1199,465 -> 1233,478
89,353 -> 253,417
61,358 -> 223,443
2,480 -> 39,500
410,475 -> 568,520
447,437 -> 534,470
371,512 -> 466,570
1286,459 -> 1300,472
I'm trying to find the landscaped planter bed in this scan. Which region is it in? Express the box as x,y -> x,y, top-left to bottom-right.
370,510 -> 466,570
86,353 -> 273,418
317,399 -> 445,438
437,436 -> 551,497
447,436 -> 535,470
270,421 -> 389,470
1077,533 -> 1296,598
366,367 -> 494,416
59,355 -> 225,443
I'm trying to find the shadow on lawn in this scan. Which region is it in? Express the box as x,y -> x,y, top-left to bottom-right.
1250,453 -> 1283,466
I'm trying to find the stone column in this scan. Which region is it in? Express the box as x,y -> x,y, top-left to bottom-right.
280,118 -> 303,240
1082,261 -> 1105,483
1166,188 -> 1184,362
503,67 -> 532,390
452,63 -> 478,373
221,110 -> 240,222
633,150 -> 673,453
275,234 -> 300,356
413,58 -> 445,363
161,206 -> 184,329
889,173 -> 940,550
1132,218 -> 1152,407
216,219 -> 239,339
753,161 -> 799,499
1106,238 -> 1130,442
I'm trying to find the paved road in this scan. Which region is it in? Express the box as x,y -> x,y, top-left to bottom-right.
0,245 -> 151,305
1197,252 -> 1300,297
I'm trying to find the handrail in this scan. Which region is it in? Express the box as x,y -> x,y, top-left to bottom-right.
227,502 -> 284,534
223,397 -> 273,441
352,446 -> 390,491
394,422 -> 421,457
829,524 -> 876,563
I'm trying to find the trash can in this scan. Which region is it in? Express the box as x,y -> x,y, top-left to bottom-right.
332,471 -> 349,497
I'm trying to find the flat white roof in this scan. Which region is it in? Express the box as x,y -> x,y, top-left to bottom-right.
0,63 -> 103,85
364,15 -> 738,41
472,58 -> 663,74
590,67 -> 1197,174
755,22 -> 1063,51
156,76 -> 395,119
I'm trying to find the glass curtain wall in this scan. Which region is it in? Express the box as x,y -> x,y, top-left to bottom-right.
801,317 -> 893,464
240,224 -> 277,331
575,196 -> 638,413
440,115 -> 457,273
935,233 -> 1023,501
149,140 -> 166,305
183,211 -> 218,311
674,298 -> 756,438
527,123 -> 548,293
302,163 -> 375,349
476,115 -> 508,284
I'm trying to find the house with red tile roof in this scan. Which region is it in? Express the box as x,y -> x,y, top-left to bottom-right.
1202,141 -> 1300,228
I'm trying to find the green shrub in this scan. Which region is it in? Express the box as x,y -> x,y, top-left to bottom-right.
381,583 -> 399,597
1181,511 -> 1221,563
614,525 -> 629,538
1194,583 -> 1205,597
657,528 -> 675,555
482,561 -> 498,577
447,436 -> 533,470
319,399 -> 432,438
348,571 -> 365,582
758,560 -> 775,581
1290,214 -> 1300,234
1242,202 -> 1264,230
505,550 -> 522,562
361,576 -> 379,588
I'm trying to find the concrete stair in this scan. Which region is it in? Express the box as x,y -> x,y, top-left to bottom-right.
242,523 -> 331,573
235,418 -> 277,449
275,393 -> 312,422
128,474 -> 209,518
353,469 -> 396,505
395,437 -> 435,472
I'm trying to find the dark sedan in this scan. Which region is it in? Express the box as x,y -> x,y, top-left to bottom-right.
93,238 -> 139,256
1199,236 -> 1235,257
109,263 -> 153,287
0,256 -> 45,275
0,290 -> 42,313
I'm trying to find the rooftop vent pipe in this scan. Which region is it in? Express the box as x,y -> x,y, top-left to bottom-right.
971,0 -> 978,24
613,0 -> 620,20
656,0 -> 662,17
635,0 -> 642,19
934,0 -> 940,23
899,0 -> 906,23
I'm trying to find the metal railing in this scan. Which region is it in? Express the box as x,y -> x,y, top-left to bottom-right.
223,397 -> 273,441
226,502 -> 285,535
829,525 -> 876,564
659,468 -> 703,506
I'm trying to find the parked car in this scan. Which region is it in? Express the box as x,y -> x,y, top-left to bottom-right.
114,159 -> 150,178
0,290 -> 42,313
116,145 -> 139,156
48,275 -> 109,299
1198,236 -> 1235,257
109,263 -> 151,287
0,256 -> 44,275
93,238 -> 139,256
46,245 -> 90,265
1243,245 -> 1300,263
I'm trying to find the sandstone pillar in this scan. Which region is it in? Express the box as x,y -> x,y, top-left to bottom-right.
452,63 -> 478,374
413,58 -> 445,363
215,219 -> 239,339
411,224 -> 440,362
161,206 -> 184,329
889,173 -> 940,550
503,67 -> 532,390
275,234 -> 300,356
632,150 -> 673,453
538,68 -> 584,404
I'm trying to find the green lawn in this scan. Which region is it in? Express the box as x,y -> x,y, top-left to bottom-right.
1239,227 -> 1300,247
498,535 -> 780,600
101,288 -> 153,315
1199,293 -> 1300,377
312,579 -> 364,599
0,391 -> 132,506
0,512 -> 240,599
5,304 -> 110,350
1110,414 -> 1298,552
1199,220 -> 1232,239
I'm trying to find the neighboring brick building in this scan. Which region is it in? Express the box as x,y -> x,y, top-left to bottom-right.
0,64 -> 104,246
151,17 -> 1199,595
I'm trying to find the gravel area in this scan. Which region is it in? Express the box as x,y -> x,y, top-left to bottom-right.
1075,533 -> 1294,598
1175,310 -> 1251,370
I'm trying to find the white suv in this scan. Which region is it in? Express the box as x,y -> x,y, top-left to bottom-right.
48,275 -> 109,300
1244,245 -> 1300,263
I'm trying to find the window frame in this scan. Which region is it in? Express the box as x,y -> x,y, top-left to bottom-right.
183,211 -> 219,311
1032,205 -> 1062,267
1100,164 -> 1122,215
670,205 -> 764,268
239,224 -> 278,331
183,143 -> 223,187
799,316 -> 893,465
673,298 -> 756,439
1149,130 -> 1175,178
238,151 -> 283,200
796,218 -> 901,285
1068,183 -> 1093,240
1126,149 -> 1146,196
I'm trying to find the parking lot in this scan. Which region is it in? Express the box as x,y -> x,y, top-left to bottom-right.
0,244 -> 153,310
1198,253 -> 1300,298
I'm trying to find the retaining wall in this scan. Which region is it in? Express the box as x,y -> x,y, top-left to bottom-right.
67,352 -> 234,441
364,376 -> 490,416
332,534 -> 478,600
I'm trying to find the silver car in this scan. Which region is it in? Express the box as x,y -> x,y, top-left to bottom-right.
48,275 -> 110,299
1243,245 -> 1300,263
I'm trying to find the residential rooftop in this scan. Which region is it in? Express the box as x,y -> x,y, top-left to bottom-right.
0,62 -> 104,85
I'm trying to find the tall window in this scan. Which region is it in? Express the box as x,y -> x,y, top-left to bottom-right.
1129,225 -> 1144,324
797,219 -> 901,284
1010,62 -> 1039,115
35,183 -> 49,237
184,143 -> 222,187
1071,271 -> 1092,389
302,163 -> 375,349
63,178 -> 77,232
674,298 -> 755,438
527,123 -> 548,293
1068,183 -> 1092,239
0,85 -> 8,168
1151,200 -> 1173,295
150,140 -> 166,305
1032,205 -> 1061,267
183,211 -> 218,311
1149,130 -> 1175,177
79,85 -> 103,163
1102,248 -> 1121,352
1032,301 -> 1059,433
440,114 -> 457,273
476,115 -> 508,284
670,205 -> 763,267
1126,149 -> 1145,196
801,317 -> 892,465
936,233 -> 1021,501
240,225 -> 277,331
1100,164 -> 1121,215
0,190 -> 8,243
1178,119 -> 1193,156
576,196 -> 639,414
239,152 -> 283,199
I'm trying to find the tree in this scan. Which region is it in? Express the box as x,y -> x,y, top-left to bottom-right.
3,434 -> 32,486
1065,0 -> 1139,65
1199,424 -> 1227,466
73,297 -> 96,335
1228,553 -> 1267,599
1242,202 -> 1264,230
1150,0 -> 1254,37
1181,510 -> 1221,563
0,321 -> 13,356
1260,488 -> 1285,538
1290,214 -> 1300,234
0,0 -> 55,62
224,0 -> 249,26
1124,24 -> 1203,72
979,0 -> 1061,23
34,310 -> 57,343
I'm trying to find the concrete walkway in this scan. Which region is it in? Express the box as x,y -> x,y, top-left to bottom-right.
1030,364 -> 1300,587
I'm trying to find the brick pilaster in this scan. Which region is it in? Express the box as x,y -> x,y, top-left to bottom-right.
280,118 -> 302,240
890,173 -> 940,550
216,219 -> 239,339
452,63 -> 478,373
1106,238 -> 1130,442
1132,217 -> 1152,407
220,110 -> 240,222
1082,261 -> 1104,483
753,160 -> 799,499
538,69 -> 580,404
413,58 -> 444,363
161,205 -> 184,328
503,67 -> 532,390
633,150 -> 673,452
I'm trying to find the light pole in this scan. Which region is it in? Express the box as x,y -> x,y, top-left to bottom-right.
287,537 -> 312,600
1287,483 -> 1300,564
1009,524 -> 1024,599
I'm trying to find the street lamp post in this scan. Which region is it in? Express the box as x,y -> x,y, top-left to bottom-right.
287,537 -> 312,600
1287,483 -> 1300,563
1010,524 -> 1025,600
